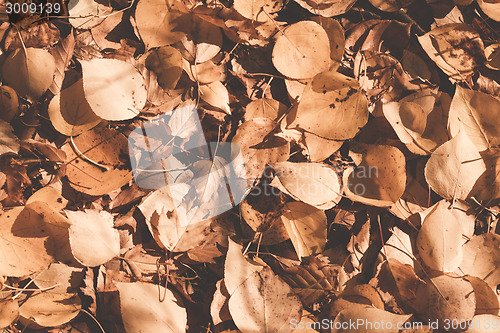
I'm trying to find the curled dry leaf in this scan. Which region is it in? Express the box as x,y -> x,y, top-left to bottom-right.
0,86 -> 19,122
485,43 -> 500,70
232,118 -> 290,185
144,46 -> 183,90
416,200 -> 469,272
331,306 -> 412,333
66,209 -> 120,267
383,89 -> 450,155
461,233 -> 500,289
115,282 -> 187,333
61,127 -> 133,196
271,162 -> 341,210
280,201 -> 327,259
477,0 -> 500,21
228,267 -> 302,333
272,21 -> 330,80
2,48 -> 56,101
415,275 -> 476,330
448,86 -> 500,152
0,120 -> 19,156
211,279 -> 232,326
81,58 -> 147,121
48,78 -> 102,136
135,0 -> 189,49
199,81 -> 231,114
287,71 -> 369,140
343,143 -> 406,207
424,130 -> 486,200
418,23 -> 485,80
48,31 -> 75,96
19,293 -> 81,328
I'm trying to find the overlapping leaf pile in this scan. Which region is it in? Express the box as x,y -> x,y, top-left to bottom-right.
0,0 -> 499,332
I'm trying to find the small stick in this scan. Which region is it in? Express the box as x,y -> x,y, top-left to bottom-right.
70,136 -> 109,171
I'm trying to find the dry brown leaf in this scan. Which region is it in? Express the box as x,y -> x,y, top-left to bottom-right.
48,79 -> 102,136
232,118 -> 290,185
467,276 -> 500,316
424,130 -> 486,200
418,23 -> 485,80
287,71 -> 368,140
68,0 -> 105,29
228,267 -> 302,333
272,21 -> 330,80
0,207 -> 54,277
2,48 -> 56,101
271,162 -> 341,209
135,0 -> 189,49
415,275 -> 476,330
448,86 -> 500,152
224,238 -> 264,295
477,0 -> 500,21
66,209 -> 120,267
199,81 -> 231,114
280,201 -> 327,259
177,17 -> 222,63
61,127 -> 133,196
81,58 -> 147,121
416,200 -> 466,272
0,299 -> 18,329
461,234 -> 500,289
0,120 -> 19,156
19,293 -> 81,328
368,0 -> 415,12
244,98 -> 286,121
115,281 -> 187,333
144,46 -> 183,90
343,143 -> 406,207
49,31 -> 76,96
183,59 -> 222,84
311,17 -> 345,69
233,0 -> 282,22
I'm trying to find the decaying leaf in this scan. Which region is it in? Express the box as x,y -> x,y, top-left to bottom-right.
144,46 -> 183,90
224,238 -> 263,295
199,81 -> 231,114
418,23 -> 485,80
